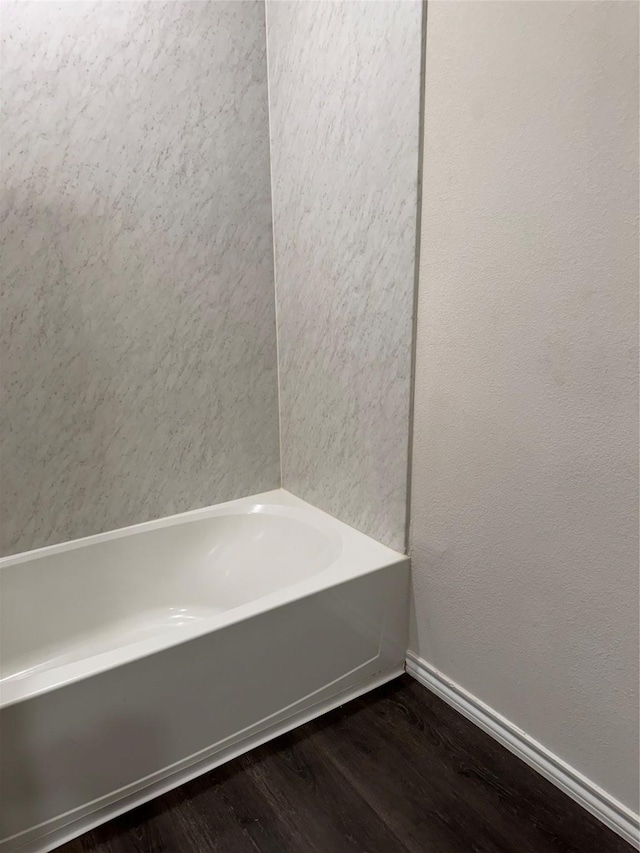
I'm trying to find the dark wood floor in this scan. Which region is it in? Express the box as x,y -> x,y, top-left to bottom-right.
61,675 -> 633,853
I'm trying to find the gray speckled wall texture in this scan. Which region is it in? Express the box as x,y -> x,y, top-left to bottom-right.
0,1 -> 280,555
267,1 -> 423,551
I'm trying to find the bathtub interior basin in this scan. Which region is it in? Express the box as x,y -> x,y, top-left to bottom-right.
0,499 -> 344,687
0,489 -> 404,709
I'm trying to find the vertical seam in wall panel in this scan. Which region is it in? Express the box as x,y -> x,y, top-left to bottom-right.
264,0 -> 284,488
404,0 -> 429,555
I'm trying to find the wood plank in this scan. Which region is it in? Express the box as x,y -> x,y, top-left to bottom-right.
237,726 -> 411,852
305,686 -> 515,852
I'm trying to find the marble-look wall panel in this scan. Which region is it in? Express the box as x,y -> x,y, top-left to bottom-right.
267,1 -> 422,551
1,1 -> 280,555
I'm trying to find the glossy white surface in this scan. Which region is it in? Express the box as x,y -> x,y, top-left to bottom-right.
0,490 -> 402,707
0,490 -> 409,852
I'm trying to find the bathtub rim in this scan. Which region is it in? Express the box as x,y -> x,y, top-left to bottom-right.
0,489 -> 407,710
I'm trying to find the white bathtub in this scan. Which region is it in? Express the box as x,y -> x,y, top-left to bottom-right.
0,489 -> 409,853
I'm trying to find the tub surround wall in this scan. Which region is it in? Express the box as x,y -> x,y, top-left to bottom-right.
0,1 -> 280,555
267,1 -> 423,551
1,0 -> 423,558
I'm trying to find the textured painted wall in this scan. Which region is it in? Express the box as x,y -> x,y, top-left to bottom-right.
267,0 -> 422,551
1,1 -> 280,555
410,1 -> 639,812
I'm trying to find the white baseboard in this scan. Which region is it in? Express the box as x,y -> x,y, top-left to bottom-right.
405,652 -> 639,850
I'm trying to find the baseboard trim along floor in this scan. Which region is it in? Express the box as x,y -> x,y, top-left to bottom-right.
405,652 -> 640,850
